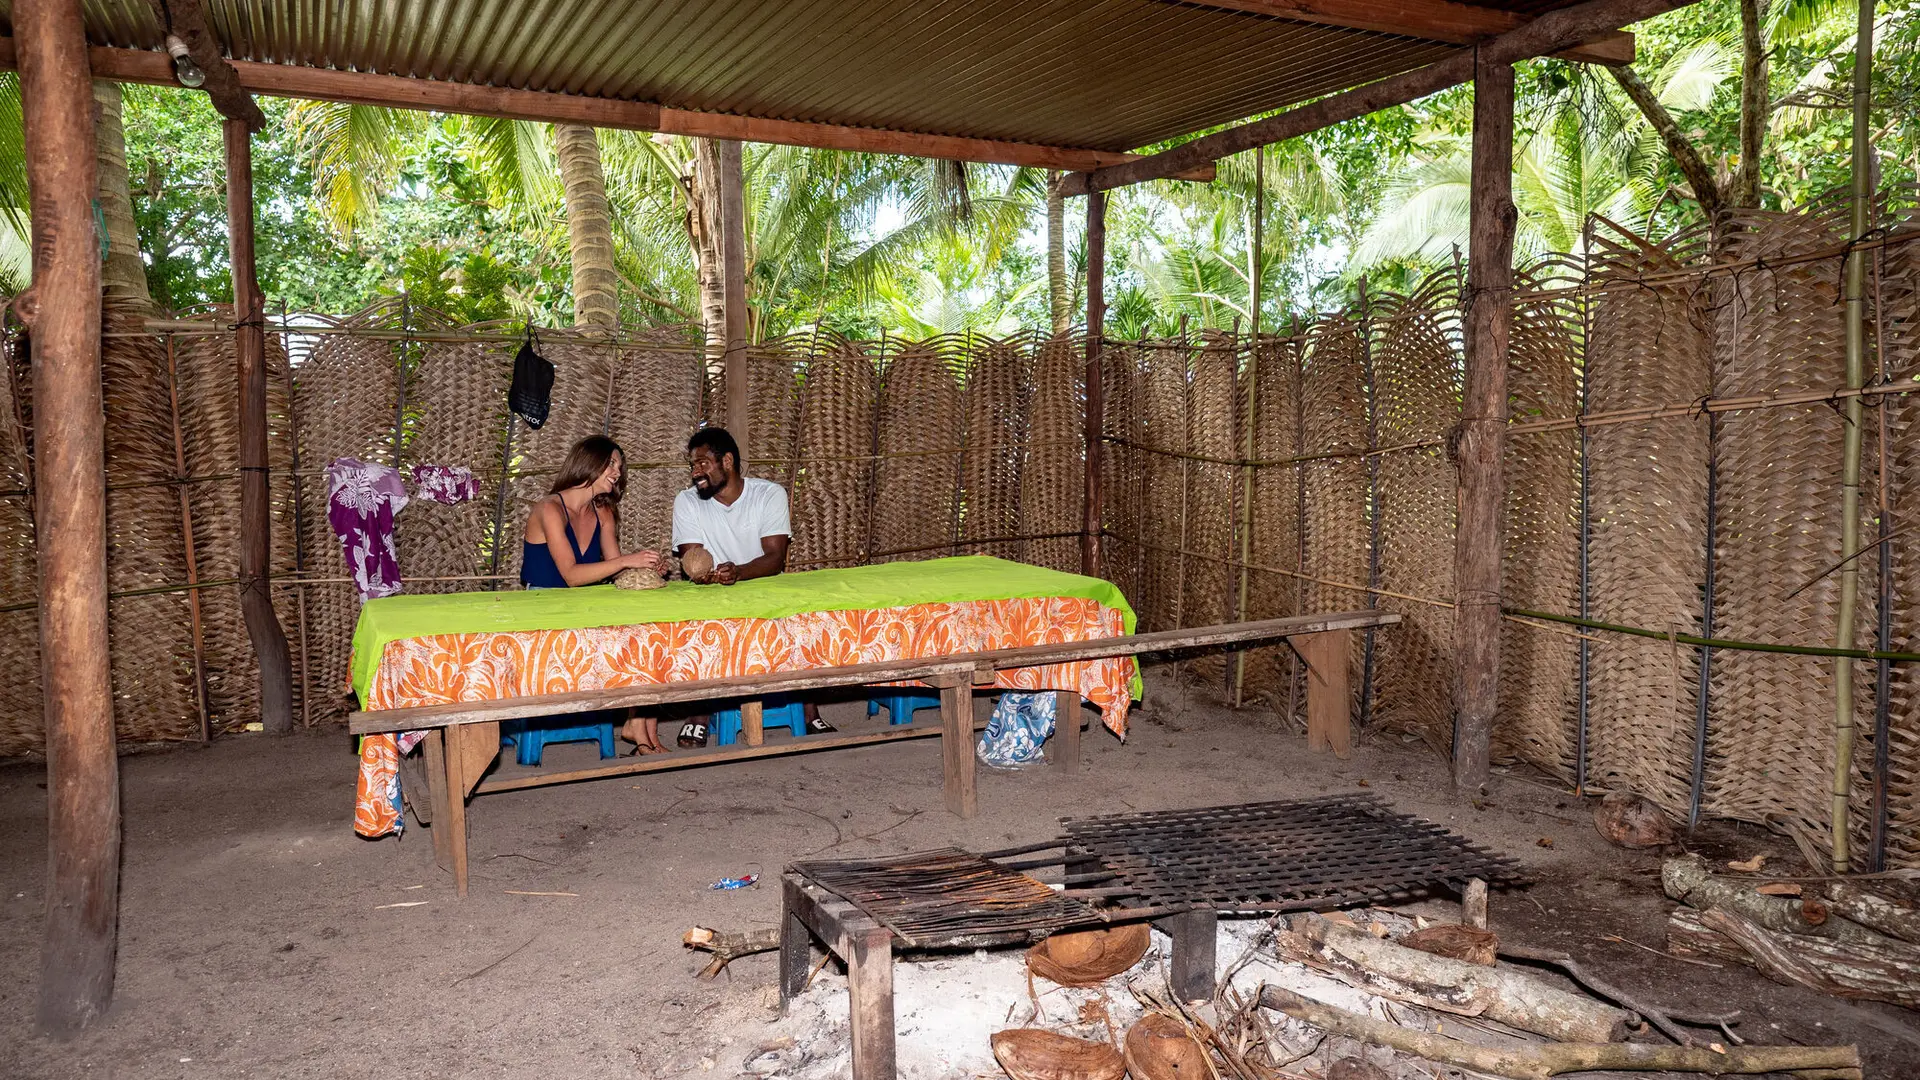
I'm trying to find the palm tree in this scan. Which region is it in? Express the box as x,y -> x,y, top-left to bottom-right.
0,76 -> 149,303
553,124 -> 618,329
0,73 -> 27,294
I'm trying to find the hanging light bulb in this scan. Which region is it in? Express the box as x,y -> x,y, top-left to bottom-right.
165,34 -> 206,88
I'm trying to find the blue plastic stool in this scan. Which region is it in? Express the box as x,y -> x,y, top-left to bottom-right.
867,691 -> 940,726
500,716 -> 616,767
714,696 -> 808,746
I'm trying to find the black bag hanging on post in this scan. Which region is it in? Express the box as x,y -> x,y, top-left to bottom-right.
508,327 -> 554,429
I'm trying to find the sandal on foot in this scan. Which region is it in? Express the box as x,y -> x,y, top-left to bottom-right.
677,721 -> 709,748
804,715 -> 838,735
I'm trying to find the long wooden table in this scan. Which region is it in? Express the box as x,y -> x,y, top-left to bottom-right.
349,610 -> 1401,895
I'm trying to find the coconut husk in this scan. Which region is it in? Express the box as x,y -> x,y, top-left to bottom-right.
614,567 -> 665,590
1400,924 -> 1499,966
1027,923 -> 1151,987
1121,1014 -> 1210,1080
1326,1058 -> 1392,1080
1593,791 -> 1677,849
989,1029 -> 1125,1080
681,547 -> 714,582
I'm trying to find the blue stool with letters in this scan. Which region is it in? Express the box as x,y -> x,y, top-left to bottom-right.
714,696 -> 808,746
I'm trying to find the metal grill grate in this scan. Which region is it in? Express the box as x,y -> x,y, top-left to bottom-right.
1062,794 -> 1523,912
793,848 -> 1101,947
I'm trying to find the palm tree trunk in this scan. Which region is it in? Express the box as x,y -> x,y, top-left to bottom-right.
93,80 -> 151,309
1732,0 -> 1769,208
553,123 -> 618,329
1046,170 -> 1069,335
689,139 -> 728,357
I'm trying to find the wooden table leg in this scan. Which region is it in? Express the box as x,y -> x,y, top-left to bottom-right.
441,726 -> 470,897
1053,690 -> 1080,775
424,730 -> 453,872
779,877 -> 813,1015
743,698 -> 764,747
848,926 -> 896,1080
1158,909 -> 1217,1002
1302,628 -> 1352,758
939,679 -> 976,818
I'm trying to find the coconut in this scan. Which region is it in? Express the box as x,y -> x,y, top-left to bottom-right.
989,1029 -> 1125,1080
1594,791 -> 1677,849
1122,1015 -> 1210,1080
1026,923 -> 1151,987
614,567 -> 665,591
681,547 -> 715,582
1401,923 -> 1499,966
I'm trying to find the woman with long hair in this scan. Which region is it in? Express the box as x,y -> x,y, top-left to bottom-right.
522,435 -> 669,754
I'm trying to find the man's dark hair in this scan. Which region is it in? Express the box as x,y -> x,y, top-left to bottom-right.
688,426 -> 741,472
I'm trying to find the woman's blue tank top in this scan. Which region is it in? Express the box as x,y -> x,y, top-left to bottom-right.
520,506 -> 603,589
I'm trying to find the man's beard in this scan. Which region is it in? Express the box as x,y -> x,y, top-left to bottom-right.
694,476 -> 721,500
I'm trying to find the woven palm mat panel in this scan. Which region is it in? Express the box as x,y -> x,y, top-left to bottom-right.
746,337 -> 805,489
1498,277 -> 1582,777
609,331 -> 704,556
1582,223 -> 1711,811
500,333 -> 616,583
959,336 -> 1029,562
793,848 -> 1100,947
1876,197 -> 1920,868
290,302 -> 405,722
1096,339 -> 1144,611
1061,794 -> 1522,911
1240,334 -> 1302,697
1707,196 -> 1879,851
1369,279 -> 1460,753
1297,315 -> 1369,718
1182,334 -> 1240,681
1119,337 -> 1192,632
399,326 -> 512,590
1020,335 -> 1082,573
0,308 -> 39,753
790,340 -> 877,569
872,339 -> 964,562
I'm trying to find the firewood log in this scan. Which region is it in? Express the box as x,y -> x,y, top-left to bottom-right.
1661,856 -> 1890,946
1665,906 -> 1920,1009
1823,880 -> 1920,945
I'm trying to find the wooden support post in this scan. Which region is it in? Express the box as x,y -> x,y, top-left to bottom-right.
424,730 -> 453,870
224,118 -> 295,736
1463,877 -> 1490,929
847,926 -> 897,1080
1302,628 -> 1353,757
1452,56 -> 1515,793
939,678 -> 977,818
440,726 -> 470,897
1159,909 -> 1219,1002
1082,190 -> 1106,578
1053,690 -> 1081,775
717,139 -> 749,459
742,698 -> 764,748
20,0 -> 119,1036
778,878 -> 812,1013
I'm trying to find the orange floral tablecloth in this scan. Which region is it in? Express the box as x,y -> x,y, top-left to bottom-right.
353,596 -> 1134,838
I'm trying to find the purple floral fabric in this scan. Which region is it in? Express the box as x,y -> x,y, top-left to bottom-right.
328,457 -> 410,600
411,464 -> 478,505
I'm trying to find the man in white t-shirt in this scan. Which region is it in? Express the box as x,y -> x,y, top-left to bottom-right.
670,426 -> 834,746
672,426 -> 791,585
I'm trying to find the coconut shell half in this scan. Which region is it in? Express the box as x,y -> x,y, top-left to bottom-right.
1401,923 -> 1499,966
681,547 -> 714,582
614,567 -> 665,590
1027,923 -> 1151,987
1122,1015 -> 1210,1080
990,1029 -> 1125,1080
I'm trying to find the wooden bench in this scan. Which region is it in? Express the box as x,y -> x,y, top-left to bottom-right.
348,610 -> 1401,894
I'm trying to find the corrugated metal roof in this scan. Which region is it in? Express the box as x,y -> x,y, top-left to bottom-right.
6,0 -> 1543,151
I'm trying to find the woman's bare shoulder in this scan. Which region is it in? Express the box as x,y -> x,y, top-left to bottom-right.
523,493 -> 561,541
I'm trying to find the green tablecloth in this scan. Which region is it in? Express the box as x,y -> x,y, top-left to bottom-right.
349,555 -> 1137,703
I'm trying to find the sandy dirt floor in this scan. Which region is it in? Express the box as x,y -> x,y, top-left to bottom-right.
4,668 -> 1919,1079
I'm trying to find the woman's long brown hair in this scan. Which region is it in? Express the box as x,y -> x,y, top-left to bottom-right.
548,435 -> 626,507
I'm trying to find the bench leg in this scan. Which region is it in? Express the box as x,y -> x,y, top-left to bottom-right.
424,730 -> 453,872
848,927 -> 896,1080
742,698 -> 764,748
1462,877 -> 1488,929
1302,628 -> 1352,758
1158,909 -> 1217,1002
441,728 -> 470,897
940,680 -> 976,818
1053,690 -> 1080,775
779,894 -> 812,1014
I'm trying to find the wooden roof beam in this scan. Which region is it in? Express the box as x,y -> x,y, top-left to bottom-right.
1170,0 -> 1633,65
1061,0 -> 1702,196
0,39 -> 1213,179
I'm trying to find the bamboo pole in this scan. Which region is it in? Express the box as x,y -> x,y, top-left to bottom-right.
1870,239 -> 1894,871
1831,0 -> 1875,872
276,318 -> 312,728
1082,189 -> 1106,578
18,0 -> 120,1036
1454,54 -> 1516,792
225,117 -> 295,736
163,333 -> 212,741
1231,146 -> 1263,706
